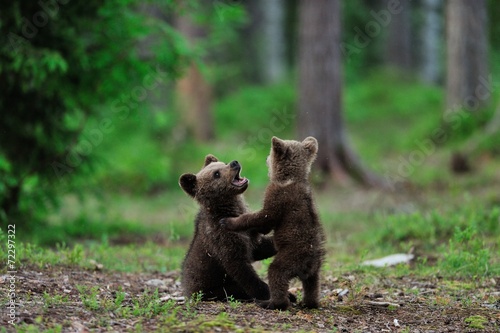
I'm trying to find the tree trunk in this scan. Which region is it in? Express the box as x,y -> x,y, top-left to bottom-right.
243,0 -> 287,84
420,0 -> 443,84
385,0 -> 412,71
297,0 -> 384,188
446,0 -> 489,111
175,15 -> 214,142
260,0 -> 286,84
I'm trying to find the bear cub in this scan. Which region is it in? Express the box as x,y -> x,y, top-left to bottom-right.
179,154 -> 277,301
221,137 -> 326,310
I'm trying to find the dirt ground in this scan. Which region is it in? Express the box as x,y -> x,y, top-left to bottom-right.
1,265 -> 499,332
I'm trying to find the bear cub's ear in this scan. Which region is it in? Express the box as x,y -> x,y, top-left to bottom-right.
271,136 -> 287,156
302,136 -> 318,156
179,173 -> 197,197
204,154 -> 219,167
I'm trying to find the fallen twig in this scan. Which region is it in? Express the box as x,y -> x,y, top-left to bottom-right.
366,301 -> 401,308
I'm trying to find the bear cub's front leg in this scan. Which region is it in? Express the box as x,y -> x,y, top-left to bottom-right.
219,217 -> 238,231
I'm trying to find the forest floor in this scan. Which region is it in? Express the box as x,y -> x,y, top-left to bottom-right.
2,264 -> 499,332
2,158 -> 500,332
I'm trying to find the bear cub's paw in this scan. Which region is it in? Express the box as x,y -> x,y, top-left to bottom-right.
219,217 -> 236,230
301,300 -> 320,309
257,299 -> 291,311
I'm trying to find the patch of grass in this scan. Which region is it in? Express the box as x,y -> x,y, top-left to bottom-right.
77,285 -> 101,311
85,240 -> 186,272
465,315 -> 488,329
198,312 -> 238,331
42,292 -> 69,309
131,289 -> 177,318
0,234 -> 185,273
439,225 -> 496,278
27,213 -> 155,247
370,205 -> 500,250
334,305 -> 362,315
182,291 -> 203,319
14,324 -> 63,333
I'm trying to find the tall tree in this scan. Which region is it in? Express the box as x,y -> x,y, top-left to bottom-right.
241,0 -> 287,84
384,0 -> 412,71
175,14 -> 214,142
260,0 -> 286,84
297,0 -> 382,187
420,0 -> 443,84
446,0 -> 489,111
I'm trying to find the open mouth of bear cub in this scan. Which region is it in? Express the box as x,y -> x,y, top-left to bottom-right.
231,169 -> 249,187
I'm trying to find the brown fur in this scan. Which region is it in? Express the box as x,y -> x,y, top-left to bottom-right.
221,137 -> 326,310
179,155 -> 276,301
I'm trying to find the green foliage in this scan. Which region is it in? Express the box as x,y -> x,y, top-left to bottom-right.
345,70 -> 443,161
0,0 -> 186,226
342,0 -> 384,77
488,0 -> 500,51
439,226 -> 496,277
373,205 -> 500,249
213,82 -> 296,186
215,82 -> 296,140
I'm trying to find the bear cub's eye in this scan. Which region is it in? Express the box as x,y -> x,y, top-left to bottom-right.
213,171 -> 220,179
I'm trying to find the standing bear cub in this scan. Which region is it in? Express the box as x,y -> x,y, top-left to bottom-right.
179,155 -> 277,301
221,137 -> 326,310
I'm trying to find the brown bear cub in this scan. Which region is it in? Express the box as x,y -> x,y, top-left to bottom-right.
179,155 -> 278,302
220,137 -> 326,310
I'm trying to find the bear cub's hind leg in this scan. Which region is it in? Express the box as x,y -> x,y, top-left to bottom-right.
257,256 -> 294,310
301,271 -> 321,309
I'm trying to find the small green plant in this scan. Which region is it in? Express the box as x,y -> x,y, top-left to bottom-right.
226,295 -> 241,309
461,296 -> 473,307
464,315 -> 488,329
388,304 -> 399,311
42,292 -> 69,308
114,289 -> 126,308
189,291 -> 203,306
77,285 -> 100,311
182,291 -> 203,319
131,289 -> 176,318
67,244 -> 84,265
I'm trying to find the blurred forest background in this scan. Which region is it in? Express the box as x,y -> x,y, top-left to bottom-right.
0,0 -> 499,250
